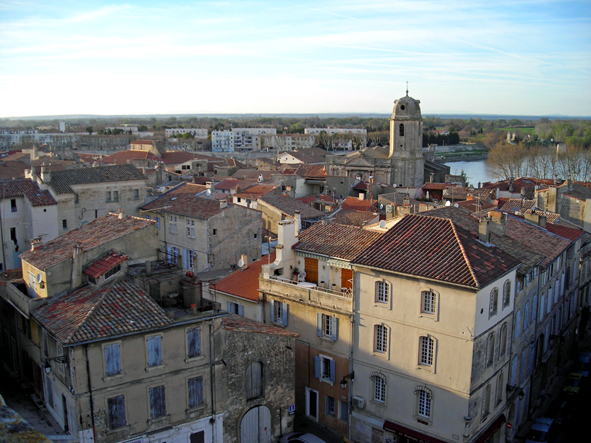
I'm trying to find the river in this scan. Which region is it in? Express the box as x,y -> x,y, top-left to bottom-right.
444,159 -> 498,187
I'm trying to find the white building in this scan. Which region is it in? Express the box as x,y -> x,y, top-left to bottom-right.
165,128 -> 208,138
211,128 -> 277,152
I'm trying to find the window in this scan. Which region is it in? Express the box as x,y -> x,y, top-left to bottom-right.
373,374 -> 386,403
226,301 -> 244,315
520,348 -> 528,383
496,373 -> 504,406
524,302 -> 530,332
74,194 -> 79,204
188,376 -> 204,409
486,333 -> 495,367
104,264 -> 121,280
104,343 -> 121,377
149,385 -> 166,419
147,335 -> 163,367
376,281 -> 389,304
417,387 -> 432,419
420,336 -> 434,367
188,250 -> 197,270
326,396 -> 336,417
112,190 -> 119,202
245,361 -> 263,399
106,191 -> 111,202
107,395 -> 126,429
187,327 -> 201,359
489,288 -> 499,318
271,300 -> 288,326
213,228 -> 217,236
339,400 -> 348,421
133,189 -> 139,200
315,356 -> 335,383
399,123 -> 404,136
421,290 -> 437,315
375,324 -> 388,354
62,219 -> 67,230
503,280 -> 511,308
500,324 -> 507,357
10,199 -> 17,212
514,310 -> 521,339
482,384 -> 491,419
317,314 -> 338,341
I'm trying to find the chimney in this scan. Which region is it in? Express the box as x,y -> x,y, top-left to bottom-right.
240,254 -> 248,270
294,210 -> 301,234
220,199 -> 228,209
488,210 -> 507,236
118,208 -> 124,219
358,193 -> 365,201
539,215 -> 547,228
71,243 -> 83,288
547,186 -> 557,212
479,219 -> 490,243
41,165 -> 51,183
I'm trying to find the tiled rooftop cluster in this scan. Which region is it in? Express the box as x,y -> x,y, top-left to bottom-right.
0,178 -> 56,206
140,182 -> 226,219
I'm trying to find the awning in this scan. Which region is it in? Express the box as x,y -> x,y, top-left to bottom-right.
383,421 -> 447,443
474,414 -> 506,443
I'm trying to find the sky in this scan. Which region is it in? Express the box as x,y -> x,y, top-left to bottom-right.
1,0 -> 590,118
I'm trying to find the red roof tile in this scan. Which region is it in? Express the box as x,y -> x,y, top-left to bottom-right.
353,214 -> 520,288
213,252 -> 276,302
0,178 -> 56,207
32,279 -> 172,344
341,196 -> 375,211
83,251 -> 128,278
102,150 -> 160,164
140,183 -> 226,219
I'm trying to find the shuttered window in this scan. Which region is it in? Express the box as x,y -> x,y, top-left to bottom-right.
104,343 -> 121,376
304,257 -> 318,284
187,328 -> 201,358
107,395 -> 126,429
147,335 -> 163,367
341,269 -> 353,290
149,385 -> 166,419
245,362 -> 263,399
188,376 -> 204,409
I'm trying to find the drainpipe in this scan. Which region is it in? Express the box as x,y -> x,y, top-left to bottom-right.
209,319 -> 224,442
84,345 -> 96,442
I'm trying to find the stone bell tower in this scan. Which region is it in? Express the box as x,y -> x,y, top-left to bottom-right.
388,87 -> 424,188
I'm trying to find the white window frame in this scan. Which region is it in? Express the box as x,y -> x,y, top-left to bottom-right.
376,281 -> 389,304
317,314 -> 338,341
375,324 -> 388,354
372,374 -> 386,403
489,287 -> 499,319
419,335 -> 435,368
416,386 -> 432,420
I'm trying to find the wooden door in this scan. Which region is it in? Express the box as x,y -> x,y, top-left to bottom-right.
304,257 -> 318,284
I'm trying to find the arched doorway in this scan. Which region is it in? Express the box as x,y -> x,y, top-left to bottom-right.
240,405 -> 271,443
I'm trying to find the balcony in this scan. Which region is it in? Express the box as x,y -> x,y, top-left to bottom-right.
0,277 -> 45,317
260,274 -> 352,312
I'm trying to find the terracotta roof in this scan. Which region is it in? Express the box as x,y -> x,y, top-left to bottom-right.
295,222 -> 383,260
215,179 -> 242,190
297,194 -> 335,205
102,150 -> 160,164
341,196 -> 375,212
161,151 -> 203,165
40,164 -> 147,194
422,182 -> 450,190
422,206 -> 545,274
1,151 -> 29,162
279,148 -> 328,164
353,214 -> 520,288
140,182 -> 226,219
20,214 -> 155,271
0,178 -> 57,206
259,194 -> 324,220
32,279 -> 172,345
456,199 -> 496,213
523,209 -> 561,224
221,313 -> 299,337
0,160 -> 28,180
331,209 -> 377,226
234,183 -> 279,199
214,252 -> 276,301
296,164 -> 326,179
83,251 -> 128,278
544,223 -> 586,241
500,199 -> 536,213
561,182 -> 591,201
131,139 -> 156,144
231,169 -> 273,181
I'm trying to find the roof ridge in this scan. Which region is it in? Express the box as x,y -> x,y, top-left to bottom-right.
63,286 -> 109,343
448,219 -> 480,288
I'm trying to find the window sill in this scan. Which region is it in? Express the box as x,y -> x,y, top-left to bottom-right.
416,364 -> 434,373
185,355 -> 205,364
145,364 -> 166,372
106,425 -> 130,435
419,313 -> 437,321
102,372 -> 126,382
147,415 -> 171,429
186,405 -> 207,418
319,378 -> 334,386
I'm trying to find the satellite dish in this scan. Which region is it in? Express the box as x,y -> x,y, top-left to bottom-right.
445,201 -> 451,206
238,259 -> 244,267
379,204 -> 384,210
37,273 -> 42,283
379,220 -> 386,229
454,203 -> 459,208
206,189 -> 211,196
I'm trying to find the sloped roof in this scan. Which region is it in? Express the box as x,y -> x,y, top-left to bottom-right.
331,209 -> 377,227
0,160 -> 29,180
161,151 -> 204,165
259,194 -> 324,220
280,148 -> 328,164
295,222 -> 383,260
214,252 -> 276,302
499,199 -> 536,213
0,178 -> 56,206
221,313 -> 299,337
231,169 -> 273,181
32,279 -> 172,345
234,183 -> 279,199
102,150 -> 160,164
353,214 -> 520,289
341,196 -> 375,212
40,164 -> 147,194
20,214 -> 154,270
83,251 -> 128,279
215,179 -> 242,190
297,194 -> 335,205
140,182 -> 226,219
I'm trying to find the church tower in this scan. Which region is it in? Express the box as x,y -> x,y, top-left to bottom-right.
388,88 -> 424,188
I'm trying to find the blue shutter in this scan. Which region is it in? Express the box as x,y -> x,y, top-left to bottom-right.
330,360 -> 336,383
282,302 -> 289,327
238,304 -> 244,316
227,301 -> 232,312
188,377 -> 203,409
330,317 -> 338,341
167,246 -> 172,264
187,328 -> 201,358
270,300 -> 275,322
314,356 -> 321,379
183,249 -> 188,269
317,313 -> 322,337
147,336 -> 162,367
157,217 -> 160,230
105,343 -> 121,376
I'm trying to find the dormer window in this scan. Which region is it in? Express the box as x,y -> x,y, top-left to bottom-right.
84,251 -> 127,286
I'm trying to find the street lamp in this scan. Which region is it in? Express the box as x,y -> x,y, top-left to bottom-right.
340,371 -> 355,390
44,355 -> 68,374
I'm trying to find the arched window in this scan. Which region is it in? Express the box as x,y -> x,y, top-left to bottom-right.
511,355 -> 519,386
399,124 -> 404,136
486,333 -> 495,367
415,386 -> 432,419
372,373 -> 386,403
499,323 -> 507,357
503,280 -> 511,308
524,301 -> 530,332
489,288 -> 499,318
532,295 -> 538,326
245,361 -> 263,399
496,372 -> 504,405
514,310 -> 521,339
419,336 -> 435,367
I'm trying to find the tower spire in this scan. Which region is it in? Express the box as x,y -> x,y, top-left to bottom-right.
406,81 -> 409,97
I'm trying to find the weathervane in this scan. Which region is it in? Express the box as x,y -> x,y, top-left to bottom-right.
406,81 -> 409,97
